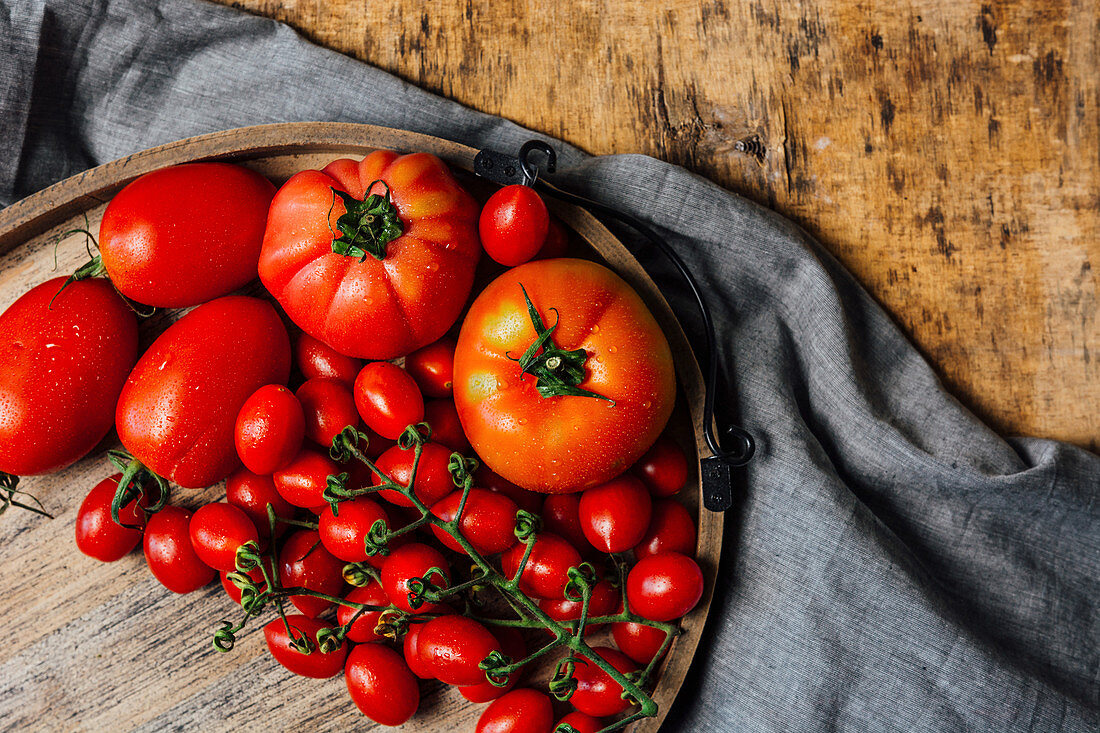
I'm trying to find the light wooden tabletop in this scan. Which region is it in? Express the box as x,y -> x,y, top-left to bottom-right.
219,0 -> 1097,453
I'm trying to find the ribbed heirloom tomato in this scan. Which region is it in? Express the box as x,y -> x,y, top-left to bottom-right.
454,258 -> 676,493
259,150 -> 481,359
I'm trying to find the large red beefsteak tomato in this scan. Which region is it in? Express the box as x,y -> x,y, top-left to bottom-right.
115,296 -> 290,488
259,150 -> 480,360
454,258 -> 676,493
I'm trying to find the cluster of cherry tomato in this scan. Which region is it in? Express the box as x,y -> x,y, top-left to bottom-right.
4,150 -> 700,732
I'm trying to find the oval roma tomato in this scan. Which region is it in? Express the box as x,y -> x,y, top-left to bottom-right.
143,506 -> 215,594
501,532 -> 581,600
570,647 -> 637,717
235,385 -> 305,475
626,552 -> 704,622
116,296 -> 290,489
337,580 -> 390,643
381,542 -> 451,614
189,502 -> 259,572
221,563 -> 269,605
475,688 -> 555,733
272,447 -> 339,509
0,277 -> 137,477
459,627 -> 526,702
295,332 -> 361,385
454,258 -> 675,493
259,150 -> 480,360
264,615 -> 346,679
430,488 -> 519,556
279,529 -> 346,618
226,468 -> 297,538
75,474 -> 148,562
479,185 -> 550,267
403,622 -> 436,679
612,621 -> 669,665
296,377 -> 359,447
345,643 -> 420,726
318,496 -> 391,563
415,615 -> 502,686
372,442 -> 454,509
354,362 -> 424,440
578,475 -> 652,553
539,580 -> 619,632
99,163 -> 275,307
555,712 -> 604,733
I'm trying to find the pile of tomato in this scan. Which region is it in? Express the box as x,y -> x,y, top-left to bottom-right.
1,151 -> 705,733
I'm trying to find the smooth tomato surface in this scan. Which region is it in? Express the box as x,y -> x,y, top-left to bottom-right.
116,296 -> 290,488
318,496 -> 391,563
337,581 -> 390,642
272,447 -> 339,509
234,384 -> 305,475
501,532 -> 581,600
264,615 -> 346,679
570,647 -> 637,717
345,643 -> 419,726
626,552 -> 704,622
295,332 -> 361,385
99,163 -> 275,307
454,259 -> 675,493
415,615 -> 502,686
143,506 -> 215,594
578,475 -> 652,553
612,621 -> 669,664
259,150 -> 480,359
0,277 -> 137,476
459,627 -> 526,702
430,488 -> 519,556
353,361 -> 424,440
479,185 -> 550,267
381,542 -> 451,614
188,502 -> 259,572
74,474 -> 147,562
633,498 -> 696,559
475,687 -> 555,733
296,377 -> 359,447
632,435 -> 689,497
278,529 -> 345,618
225,468 -> 296,538
405,336 -> 456,398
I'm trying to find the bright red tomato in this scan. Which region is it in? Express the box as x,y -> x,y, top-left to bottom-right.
295,332 -> 361,385
454,259 -> 675,493
430,488 -> 519,555
403,622 -> 436,679
612,621 -> 669,665
225,468 -> 297,539
634,499 -> 696,559
345,643 -> 420,725
476,687 -> 555,733
188,502 -> 259,572
296,377 -> 359,448
259,150 -> 480,360
555,712 -> 604,733
459,627 -> 526,702
75,474 -> 148,562
632,436 -> 689,497
539,580 -> 619,633
479,185 -> 550,267
263,615 -> 346,679
221,563 -> 268,605
372,442 -> 455,509
353,362 -> 424,440
272,447 -> 339,509
405,337 -> 456,398
570,647 -> 637,717
0,277 -> 137,477
501,533 -> 581,600
423,399 -> 470,452
541,493 -> 596,556
578,475 -> 652,553
98,163 -> 274,307
143,506 -> 215,594
234,384 -> 305,475
381,542 -> 451,614
416,615 -> 502,686
116,296 -> 290,489
318,496 -> 391,563
337,580 -> 390,643
278,529 -> 345,618
626,552 -> 704,622
477,464 -> 543,514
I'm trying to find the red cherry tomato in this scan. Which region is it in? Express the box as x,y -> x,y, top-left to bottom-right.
188,502 -> 259,572
405,337 -> 456,398
296,377 -> 360,448
578,475 -> 652,553
318,496 -> 391,564
430,489 -> 519,556
0,277 -> 138,477
460,627 -> 526,702
479,185 -> 550,267
353,362 -> 425,440
477,464 -> 543,514
535,218 -> 569,260
634,499 -> 696,559
75,474 -> 148,562
632,435 -> 689,497
501,533 -> 581,600
555,712 -> 604,733
373,442 -> 455,508
234,384 -> 305,475
225,468 -> 297,539
221,563 -> 269,605
278,529 -> 346,618
345,642 -> 420,726
143,506 -> 215,594
116,296 -> 291,488
424,399 -> 470,452
272,447 -> 339,509
539,580 -> 619,634
381,542 -> 451,614
337,581 -> 390,643
476,688 -> 555,733
263,615 -> 346,679
541,493 -> 596,556
403,622 -> 436,679
416,615 -> 502,686
570,647 -> 637,717
99,163 -> 275,307
626,552 -> 704,622
612,621 -> 670,665
295,332 -> 361,385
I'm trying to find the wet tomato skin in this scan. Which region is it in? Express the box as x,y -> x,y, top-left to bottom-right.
75,474 -> 148,562
633,498 -> 696,559
337,581 -> 390,643
278,529 -> 346,618
405,337 -> 456,398
475,687 -> 555,733
570,647 -> 638,717
264,615 -> 346,678
295,332 -> 361,385
234,384 -> 305,475
345,642 -> 420,726
188,502 -> 259,572
501,532 -> 582,600
416,615 -> 503,686
296,377 -> 359,448
626,552 -> 704,622
143,506 -> 215,594
225,468 -> 297,539
578,475 -> 652,553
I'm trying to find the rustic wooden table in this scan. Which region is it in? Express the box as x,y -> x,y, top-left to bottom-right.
220,0 -> 1097,452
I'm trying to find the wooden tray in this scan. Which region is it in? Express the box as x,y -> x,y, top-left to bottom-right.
0,123 -> 718,732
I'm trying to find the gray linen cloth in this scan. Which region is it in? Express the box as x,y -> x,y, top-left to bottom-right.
2,1 -> 1097,730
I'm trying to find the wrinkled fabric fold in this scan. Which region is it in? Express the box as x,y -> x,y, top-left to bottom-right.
1,0 -> 1097,730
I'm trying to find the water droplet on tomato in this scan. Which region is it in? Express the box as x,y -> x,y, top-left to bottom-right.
643,401 -> 652,409
518,418 -> 527,426
608,346 -> 618,354
591,324 -> 600,333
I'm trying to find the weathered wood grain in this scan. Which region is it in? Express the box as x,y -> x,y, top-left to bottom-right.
217,0 -> 1098,451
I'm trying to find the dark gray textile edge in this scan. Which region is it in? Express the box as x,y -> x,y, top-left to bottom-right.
2,1 -> 1097,730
